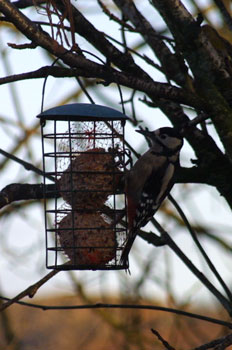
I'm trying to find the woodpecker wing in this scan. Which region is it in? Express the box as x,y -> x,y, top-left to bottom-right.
121,156 -> 176,265
133,159 -> 175,230
121,127 -> 183,265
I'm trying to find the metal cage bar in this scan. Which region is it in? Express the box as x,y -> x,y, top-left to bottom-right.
38,104 -> 130,270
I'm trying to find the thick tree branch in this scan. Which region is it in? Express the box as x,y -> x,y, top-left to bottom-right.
113,0 -> 194,89
0,66 -> 89,85
0,183 -> 57,209
0,1 -> 203,108
1,162 -> 232,211
0,67 -> 201,108
142,97 -> 232,209
193,332 -> 232,350
12,0 -> 45,8
151,0 -> 232,159
0,2 -> 232,348
176,163 -> 232,209
54,0 -> 150,80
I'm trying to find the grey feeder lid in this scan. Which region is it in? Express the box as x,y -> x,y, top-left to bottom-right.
37,103 -> 128,122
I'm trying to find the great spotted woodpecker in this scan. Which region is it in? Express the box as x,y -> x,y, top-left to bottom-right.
121,127 -> 183,265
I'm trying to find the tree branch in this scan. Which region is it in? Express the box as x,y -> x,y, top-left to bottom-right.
142,97 -> 232,209
0,1 -> 204,108
151,0 -> 232,159
1,162 -> 232,211
113,0 -> 192,87
53,0 -> 150,80
0,183 -> 57,209
0,66 -> 88,85
151,328 -> 175,350
0,269 -> 60,312
193,332 -> 232,350
152,219 -> 232,316
1,295 -> 232,329
213,0 -> 232,32
12,0 -> 45,9
0,148 -> 51,179
168,194 -> 232,302
0,165 -> 213,211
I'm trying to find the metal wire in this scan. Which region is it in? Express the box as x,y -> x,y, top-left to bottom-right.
42,117 -> 129,270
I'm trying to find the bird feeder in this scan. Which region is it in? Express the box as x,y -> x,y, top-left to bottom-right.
37,103 -> 130,270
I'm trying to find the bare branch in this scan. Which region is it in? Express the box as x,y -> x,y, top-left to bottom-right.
0,148 -> 50,179
113,0 -> 192,86
0,66 -> 87,85
193,332 -> 232,350
0,1 -> 204,108
0,183 -> 58,209
0,164 -> 224,211
53,0 -> 150,80
151,328 -> 176,350
0,67 -> 202,109
0,163 -> 231,211
97,0 -> 136,32
213,0 -> 232,32
151,0 -> 232,159
8,41 -> 37,49
0,269 -> 60,312
1,295 -> 232,330
152,218 -> 232,316
12,0 -> 45,9
187,112 -> 211,128
168,194 -> 232,302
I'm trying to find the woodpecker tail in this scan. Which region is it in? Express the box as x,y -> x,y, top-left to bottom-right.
120,230 -> 137,266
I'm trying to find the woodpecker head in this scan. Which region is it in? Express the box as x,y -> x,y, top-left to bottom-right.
136,127 -> 183,154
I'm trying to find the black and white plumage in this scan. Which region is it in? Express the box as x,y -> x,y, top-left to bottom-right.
121,127 -> 183,265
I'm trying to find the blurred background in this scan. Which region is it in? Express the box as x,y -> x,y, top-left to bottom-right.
0,0 -> 232,349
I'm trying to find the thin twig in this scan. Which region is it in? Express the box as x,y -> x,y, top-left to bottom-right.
151,218 -> 232,316
97,0 -> 136,32
8,41 -> 37,49
0,296 -> 232,329
151,328 -> 176,350
187,112 -> 211,128
213,0 -> 232,32
168,194 -> 232,303
75,76 -> 95,104
104,33 -> 164,72
0,148 -> 55,181
0,269 -> 60,312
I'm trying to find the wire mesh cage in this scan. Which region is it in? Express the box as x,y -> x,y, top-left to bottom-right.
37,103 -> 130,270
